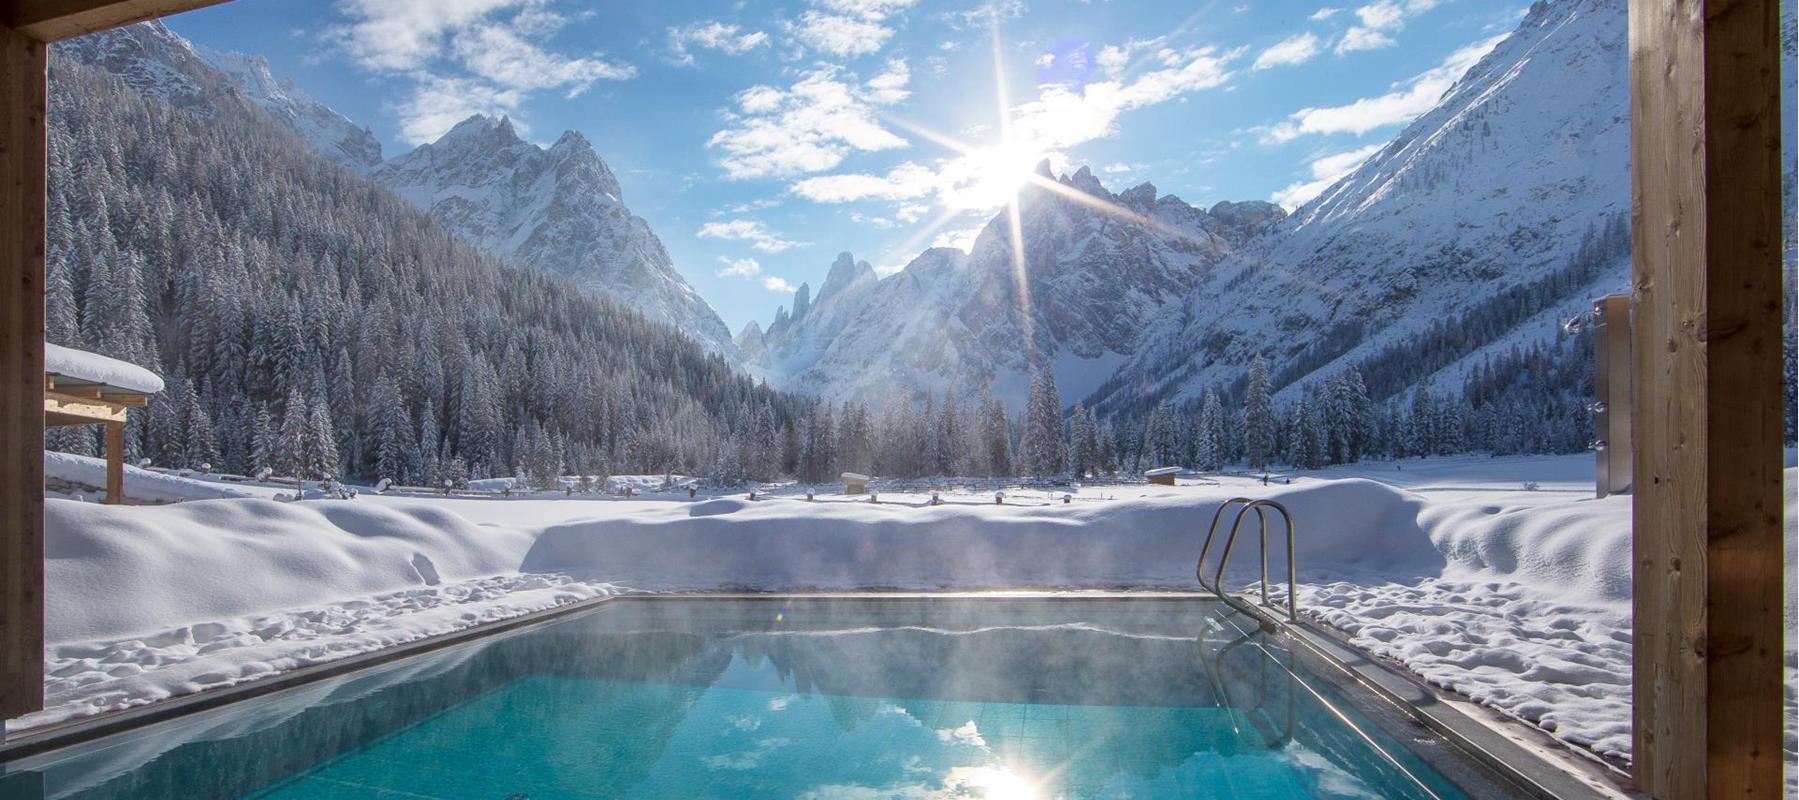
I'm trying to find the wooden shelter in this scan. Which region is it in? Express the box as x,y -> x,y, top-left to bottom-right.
0,2 -> 1787,797
42,343 -> 161,504
1144,466 -> 1179,486
840,472 -> 870,495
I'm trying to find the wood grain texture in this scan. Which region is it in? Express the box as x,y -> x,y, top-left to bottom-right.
2,0 -> 228,42
0,22 -> 45,723
1629,0 -> 1783,797
104,421 -> 122,504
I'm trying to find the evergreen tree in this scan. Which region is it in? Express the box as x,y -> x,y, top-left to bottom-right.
1195,390 -> 1223,471
1242,355 -> 1277,470
980,389 -> 1011,477
1020,366 -> 1065,476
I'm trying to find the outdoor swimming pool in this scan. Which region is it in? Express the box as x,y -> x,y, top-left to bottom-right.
0,598 -> 1533,799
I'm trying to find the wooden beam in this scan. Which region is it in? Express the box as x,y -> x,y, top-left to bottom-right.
1628,0 -> 1784,797
0,21 -> 44,723
103,420 -> 122,504
43,391 -> 126,423
2,0 -> 229,43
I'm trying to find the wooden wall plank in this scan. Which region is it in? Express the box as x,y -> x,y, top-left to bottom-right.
2,0 -> 229,42
0,21 -> 45,723
1628,0 -> 1784,797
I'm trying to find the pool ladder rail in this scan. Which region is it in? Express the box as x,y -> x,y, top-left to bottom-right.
1195,497 -> 1297,630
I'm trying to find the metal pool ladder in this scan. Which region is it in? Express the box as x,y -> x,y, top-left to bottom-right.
1195,497 -> 1298,627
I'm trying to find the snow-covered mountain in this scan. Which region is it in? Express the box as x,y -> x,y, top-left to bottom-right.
59,22 -> 739,361
372,116 -> 738,358
1090,0 -> 1631,415
195,47 -> 383,173
745,167 -> 1284,404
55,22 -> 382,173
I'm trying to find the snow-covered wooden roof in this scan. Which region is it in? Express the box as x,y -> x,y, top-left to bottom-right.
1143,467 -> 1181,477
840,472 -> 871,482
45,343 -> 164,396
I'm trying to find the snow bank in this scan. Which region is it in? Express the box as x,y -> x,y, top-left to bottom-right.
521,479 -> 1446,590
45,498 -> 541,643
44,343 -> 163,394
45,452 -> 259,503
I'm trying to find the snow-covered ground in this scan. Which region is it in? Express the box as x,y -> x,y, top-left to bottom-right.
17,451 -> 1797,788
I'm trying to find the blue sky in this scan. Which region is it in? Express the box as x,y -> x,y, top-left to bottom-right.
166,0 -> 1528,332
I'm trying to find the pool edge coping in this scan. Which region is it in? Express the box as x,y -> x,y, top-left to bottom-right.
1277,617 -> 1644,800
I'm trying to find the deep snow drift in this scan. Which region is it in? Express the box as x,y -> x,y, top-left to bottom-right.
17,452 -> 1793,782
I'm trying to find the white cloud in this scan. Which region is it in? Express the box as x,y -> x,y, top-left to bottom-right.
1009,45 -> 1234,153
708,63 -> 911,179
1310,7 -> 1342,20
328,1 -> 635,144
1335,0 -> 1442,54
1336,26 -> 1396,53
669,21 -> 769,65
1253,32 -> 1321,70
717,256 -> 763,277
790,161 -> 937,202
1270,143 -> 1382,208
451,23 -> 634,94
1267,34 -> 1503,141
396,76 -> 524,144
715,255 -> 796,292
786,0 -> 917,58
789,12 -> 894,57
1102,162 -> 1141,174
697,219 -> 807,253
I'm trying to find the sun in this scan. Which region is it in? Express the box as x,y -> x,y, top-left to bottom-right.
942,139 -> 1049,211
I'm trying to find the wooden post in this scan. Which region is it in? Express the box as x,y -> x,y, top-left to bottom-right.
0,20 -> 44,723
104,420 -> 122,504
1628,0 -> 1784,797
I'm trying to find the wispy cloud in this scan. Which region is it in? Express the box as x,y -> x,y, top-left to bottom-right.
785,0 -> 918,58
327,0 -> 634,144
1253,32 -> 1321,70
698,219 -> 807,253
708,60 -> 911,179
1271,143 -> 1382,208
1335,0 -> 1442,54
1266,34 -> 1502,141
668,21 -> 769,66
716,255 -> 797,293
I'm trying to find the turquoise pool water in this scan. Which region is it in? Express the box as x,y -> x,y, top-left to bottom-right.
0,599 -> 1519,799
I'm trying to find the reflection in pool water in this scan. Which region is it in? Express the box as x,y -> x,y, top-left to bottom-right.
0,599 -> 1506,799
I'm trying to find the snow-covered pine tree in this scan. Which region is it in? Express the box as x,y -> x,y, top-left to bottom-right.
1196,390 -> 1223,471
1019,366 -> 1065,477
1242,355 -> 1277,470
302,394 -> 340,480
980,389 -> 1012,477
370,371 -> 415,484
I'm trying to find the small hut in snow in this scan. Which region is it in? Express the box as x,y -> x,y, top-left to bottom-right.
1144,466 -> 1180,486
43,343 -> 164,504
840,472 -> 870,495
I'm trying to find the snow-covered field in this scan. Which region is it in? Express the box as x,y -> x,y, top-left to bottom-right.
18,451 -> 1798,788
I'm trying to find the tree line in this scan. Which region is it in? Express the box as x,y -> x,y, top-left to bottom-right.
43,57 -> 805,487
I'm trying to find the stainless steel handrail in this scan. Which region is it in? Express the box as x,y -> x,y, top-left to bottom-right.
1197,498 -> 1298,624
1195,497 -> 1260,593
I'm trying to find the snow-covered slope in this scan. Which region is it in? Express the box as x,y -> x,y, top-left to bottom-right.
374,116 -> 739,359
60,22 -> 738,361
748,168 -> 1283,405
195,46 -> 383,172
55,22 -> 382,173
1093,0 -> 1629,412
